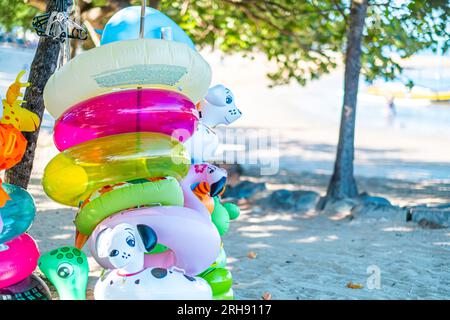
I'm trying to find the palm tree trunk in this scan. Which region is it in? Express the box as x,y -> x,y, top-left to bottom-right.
4,0 -> 71,189
321,0 -> 368,206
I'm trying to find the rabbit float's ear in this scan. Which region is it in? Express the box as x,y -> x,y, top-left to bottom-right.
136,224 -> 158,252
96,227 -> 113,258
205,84 -> 227,106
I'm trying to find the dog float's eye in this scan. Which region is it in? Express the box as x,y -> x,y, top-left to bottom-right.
226,96 -> 233,104
57,263 -> 73,279
109,249 -> 119,257
126,236 -> 136,247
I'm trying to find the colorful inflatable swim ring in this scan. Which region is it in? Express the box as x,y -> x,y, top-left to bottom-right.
42,132 -> 190,207
0,274 -> 51,300
0,233 -> 39,288
0,123 -> 27,171
44,39 -> 211,119
38,246 -> 89,300
100,6 -> 195,50
89,206 -> 221,277
75,177 -> 184,238
54,89 -> 198,151
0,183 -> 36,244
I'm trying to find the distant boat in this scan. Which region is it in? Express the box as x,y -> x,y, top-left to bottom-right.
367,54 -> 450,101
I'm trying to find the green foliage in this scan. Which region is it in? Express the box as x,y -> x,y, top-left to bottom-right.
1,0 -> 449,87
363,0 -> 450,83
0,0 -> 39,31
159,0 -> 348,86
157,0 -> 450,86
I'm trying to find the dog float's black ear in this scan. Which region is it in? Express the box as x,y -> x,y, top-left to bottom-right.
136,224 -> 157,252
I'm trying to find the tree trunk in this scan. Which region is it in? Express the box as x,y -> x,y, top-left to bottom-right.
4,0 -> 71,189
149,0 -> 160,9
320,0 -> 368,206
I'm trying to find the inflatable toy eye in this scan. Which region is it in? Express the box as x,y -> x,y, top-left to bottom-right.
226,96 -> 233,104
109,249 -> 119,257
57,263 -> 74,279
126,236 -> 136,247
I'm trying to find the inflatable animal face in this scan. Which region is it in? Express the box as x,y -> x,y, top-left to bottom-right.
96,223 -> 157,274
199,85 -> 242,127
38,246 -> 89,300
191,163 -> 227,197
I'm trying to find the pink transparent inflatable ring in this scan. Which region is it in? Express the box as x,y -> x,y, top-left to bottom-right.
54,89 -> 199,151
0,233 -> 39,288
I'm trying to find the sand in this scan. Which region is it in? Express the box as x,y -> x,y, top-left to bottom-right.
2,46 -> 450,299
26,127 -> 450,300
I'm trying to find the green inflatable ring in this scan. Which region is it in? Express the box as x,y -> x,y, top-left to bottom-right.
75,177 -> 184,236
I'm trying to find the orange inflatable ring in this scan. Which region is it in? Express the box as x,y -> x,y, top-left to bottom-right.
0,124 -> 27,170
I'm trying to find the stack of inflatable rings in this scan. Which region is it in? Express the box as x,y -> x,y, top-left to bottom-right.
0,184 -> 51,300
42,30 -> 224,300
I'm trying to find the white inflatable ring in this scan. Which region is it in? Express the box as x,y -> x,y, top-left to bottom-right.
44,39 -> 212,118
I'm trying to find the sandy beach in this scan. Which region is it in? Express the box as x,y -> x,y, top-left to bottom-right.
2,46 -> 450,299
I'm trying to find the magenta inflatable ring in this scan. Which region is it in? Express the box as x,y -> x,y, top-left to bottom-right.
53,89 -> 199,151
0,233 -> 40,289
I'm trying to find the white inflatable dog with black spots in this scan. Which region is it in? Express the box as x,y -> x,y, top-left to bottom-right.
184,84 -> 242,163
93,223 -> 212,300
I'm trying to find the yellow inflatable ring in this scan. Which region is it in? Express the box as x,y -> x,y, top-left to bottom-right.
42,132 -> 190,207
43,39 -> 212,119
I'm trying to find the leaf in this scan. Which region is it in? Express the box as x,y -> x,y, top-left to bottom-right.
346,282 -> 364,289
247,251 -> 257,259
262,292 -> 272,300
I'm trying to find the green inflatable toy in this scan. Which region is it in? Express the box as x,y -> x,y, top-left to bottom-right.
211,197 -> 240,236
198,247 -> 234,300
201,198 -> 240,299
223,202 -> 240,220
199,267 -> 234,300
38,246 -> 89,300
